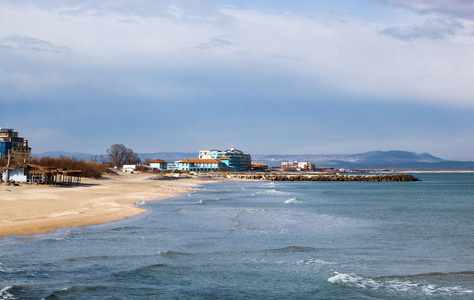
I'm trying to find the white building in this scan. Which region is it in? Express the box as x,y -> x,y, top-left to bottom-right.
2,165 -> 28,183
122,164 -> 137,172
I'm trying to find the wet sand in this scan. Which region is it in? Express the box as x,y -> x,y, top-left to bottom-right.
0,173 -> 226,239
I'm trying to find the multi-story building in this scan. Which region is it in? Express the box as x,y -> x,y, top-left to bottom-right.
0,128 -> 31,159
175,159 -> 227,172
281,161 -> 298,170
199,146 -> 251,171
297,161 -> 315,170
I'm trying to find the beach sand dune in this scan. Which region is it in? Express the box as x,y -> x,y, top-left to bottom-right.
0,173 -> 223,239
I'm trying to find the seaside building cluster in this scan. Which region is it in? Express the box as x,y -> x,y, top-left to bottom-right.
147,146 -> 268,172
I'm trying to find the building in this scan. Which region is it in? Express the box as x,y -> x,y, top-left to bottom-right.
2,165 -> 28,183
122,164 -> 137,172
199,146 -> 251,171
175,159 -> 227,172
0,128 -> 31,159
281,161 -> 316,171
251,162 -> 268,171
281,161 -> 298,170
297,161 -> 315,170
150,159 -> 167,170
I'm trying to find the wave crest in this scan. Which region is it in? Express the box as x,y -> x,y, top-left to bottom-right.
328,271 -> 474,296
284,197 -> 305,204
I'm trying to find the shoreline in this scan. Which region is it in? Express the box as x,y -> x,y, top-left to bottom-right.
0,173 -> 227,240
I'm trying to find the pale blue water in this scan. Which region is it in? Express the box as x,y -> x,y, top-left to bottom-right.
1,173 -> 473,299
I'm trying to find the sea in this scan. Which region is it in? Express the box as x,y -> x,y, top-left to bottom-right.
1,173 -> 473,299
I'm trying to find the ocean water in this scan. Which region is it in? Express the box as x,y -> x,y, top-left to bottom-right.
1,173 -> 473,299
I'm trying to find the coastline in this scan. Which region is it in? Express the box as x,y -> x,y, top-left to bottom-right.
0,173 -> 227,240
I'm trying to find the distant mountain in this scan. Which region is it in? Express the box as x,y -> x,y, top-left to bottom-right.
136,152 -> 196,162
31,151 -> 95,161
351,151 -> 443,163
252,150 -> 444,167
31,150 -> 473,170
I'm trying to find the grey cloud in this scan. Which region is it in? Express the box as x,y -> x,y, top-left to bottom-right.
0,35 -> 73,55
196,38 -> 232,49
381,18 -> 463,40
376,0 -> 474,20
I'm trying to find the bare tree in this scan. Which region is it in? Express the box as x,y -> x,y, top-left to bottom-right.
106,144 -> 140,168
143,158 -> 152,166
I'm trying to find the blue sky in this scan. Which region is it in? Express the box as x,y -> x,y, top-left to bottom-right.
1,0 -> 473,160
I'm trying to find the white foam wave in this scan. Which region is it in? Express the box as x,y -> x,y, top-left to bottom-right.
284,198 -> 305,204
0,263 -> 22,274
328,272 -> 474,296
0,286 -> 16,300
135,201 -> 147,206
252,189 -> 290,196
296,259 -> 333,266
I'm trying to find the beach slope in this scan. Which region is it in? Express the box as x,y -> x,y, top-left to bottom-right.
0,173 -> 221,239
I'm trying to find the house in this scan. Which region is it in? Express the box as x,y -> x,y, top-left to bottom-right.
150,159 -> 167,170
175,159 -> 227,172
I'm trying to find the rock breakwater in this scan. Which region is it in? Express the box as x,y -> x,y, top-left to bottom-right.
232,174 -> 420,182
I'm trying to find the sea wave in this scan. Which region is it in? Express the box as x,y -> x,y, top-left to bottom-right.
296,258 -> 334,266
157,250 -> 194,257
0,262 -> 24,274
265,246 -> 316,253
252,189 -> 291,196
328,271 -> 474,297
197,198 -> 224,204
284,197 -> 305,204
42,285 -> 109,299
1,286 -> 15,300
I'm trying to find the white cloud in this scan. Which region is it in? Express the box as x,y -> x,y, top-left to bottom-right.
377,0 -> 474,20
0,0 -> 474,108
381,17 -> 464,40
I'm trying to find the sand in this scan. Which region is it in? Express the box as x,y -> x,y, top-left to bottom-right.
0,173 -> 227,240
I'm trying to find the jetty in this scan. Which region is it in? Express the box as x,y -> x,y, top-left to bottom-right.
231,174 -> 420,182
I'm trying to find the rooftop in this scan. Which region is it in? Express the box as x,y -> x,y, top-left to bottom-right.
179,159 -> 223,163
150,159 -> 167,163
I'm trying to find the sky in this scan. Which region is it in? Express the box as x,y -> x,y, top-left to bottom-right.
1,0 -> 473,160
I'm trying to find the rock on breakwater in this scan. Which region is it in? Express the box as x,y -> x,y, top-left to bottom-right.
232,174 -> 420,182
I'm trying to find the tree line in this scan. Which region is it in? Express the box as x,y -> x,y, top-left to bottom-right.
0,144 -> 143,178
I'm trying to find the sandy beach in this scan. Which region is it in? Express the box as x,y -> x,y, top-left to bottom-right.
0,173 -> 226,240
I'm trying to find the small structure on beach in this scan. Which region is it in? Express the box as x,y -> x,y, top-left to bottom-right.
1,164 -> 82,185
29,167 -> 82,185
1,165 -> 28,183
122,164 -> 137,172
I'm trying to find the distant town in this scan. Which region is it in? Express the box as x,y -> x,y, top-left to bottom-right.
0,127 -> 336,185
1,127 -> 472,185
